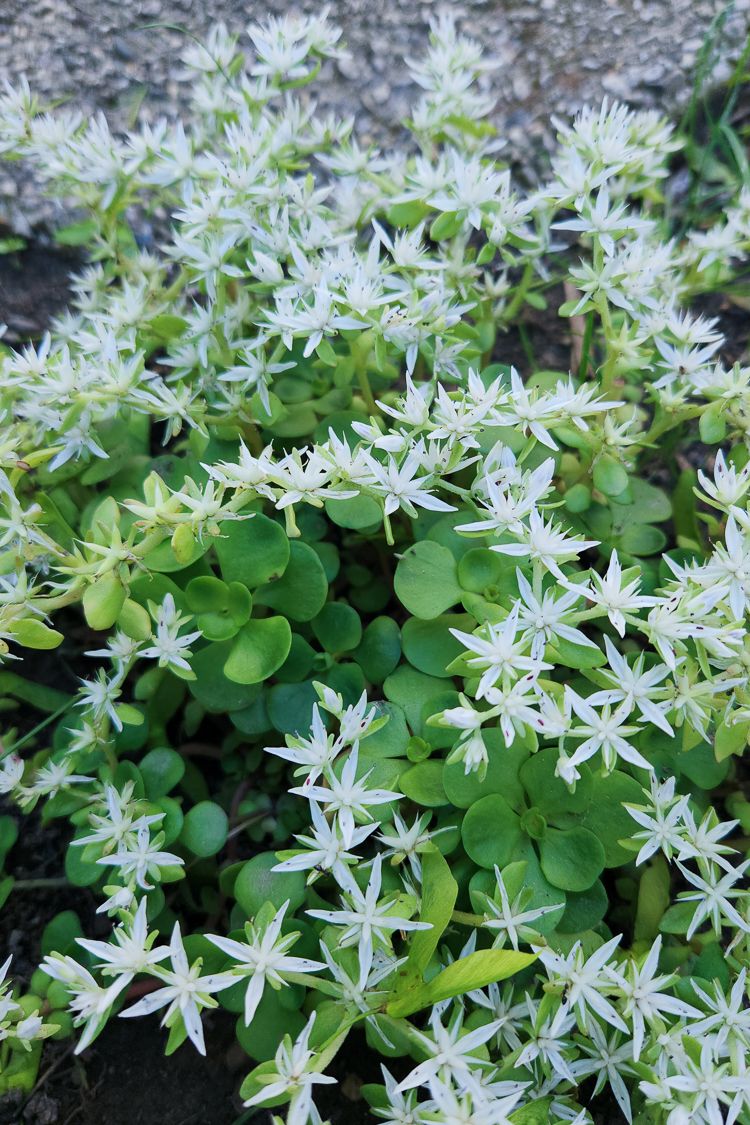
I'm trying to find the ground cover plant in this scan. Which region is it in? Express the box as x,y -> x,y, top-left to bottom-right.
0,10 -> 749,1123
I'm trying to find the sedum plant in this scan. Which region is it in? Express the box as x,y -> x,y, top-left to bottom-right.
0,9 -> 749,1123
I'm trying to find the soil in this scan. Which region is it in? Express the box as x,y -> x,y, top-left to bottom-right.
0,239 -> 80,344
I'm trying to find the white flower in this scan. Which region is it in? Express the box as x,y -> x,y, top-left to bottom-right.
536,935 -> 627,1033
396,1007 -> 503,1092
306,854 -> 430,988
42,954 -> 129,1053
477,866 -> 558,950
242,1012 -> 336,1124
207,900 -> 325,1025
76,899 -> 170,984
290,745 -> 402,843
564,550 -> 655,636
675,859 -> 750,940
612,936 -> 699,1061
450,604 -> 546,699
121,923 -> 236,1055
493,511 -> 597,580
564,689 -> 648,775
96,825 -> 184,890
624,776 -> 690,865
139,593 -> 202,673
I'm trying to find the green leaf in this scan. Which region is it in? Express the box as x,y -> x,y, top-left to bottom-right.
224,617 -> 292,684
325,494 -> 382,529
185,576 -> 228,613
457,549 -> 517,596
593,455 -> 629,498
55,219 -> 98,246
234,853 -> 306,917
699,400 -> 726,444
394,541 -> 462,620
617,522 -> 667,556
9,619 -> 63,650
626,478 -> 672,523
714,717 -> 749,761
41,911 -> 83,957
254,541 -> 328,621
402,847 -> 458,980
83,573 -> 126,631
189,641 -> 262,712
508,1099 -> 554,1124
634,856 -> 670,942
399,761 -> 449,807
383,665 -> 447,733
359,703 -> 409,759
519,749 -> 592,820
312,602 -> 362,653
557,879 -> 607,934
215,514 -> 289,588
139,746 -> 185,799
401,615 -> 470,678
538,827 -> 605,891
579,769 -> 644,866
387,948 -> 536,1017
354,618 -> 401,684
147,314 -> 189,341
429,211 -> 462,240
180,801 -> 228,857
443,730 -> 529,811
461,795 -> 522,869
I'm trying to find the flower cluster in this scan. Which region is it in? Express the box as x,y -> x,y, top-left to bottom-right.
0,9 -> 748,1123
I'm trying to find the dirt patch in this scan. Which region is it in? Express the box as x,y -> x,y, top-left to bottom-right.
0,240 -> 79,343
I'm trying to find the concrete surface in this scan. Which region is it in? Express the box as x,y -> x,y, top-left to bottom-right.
1,0 -> 749,230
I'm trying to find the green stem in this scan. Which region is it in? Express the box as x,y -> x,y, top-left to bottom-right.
578,311 -> 595,380
13,877 -> 70,890
283,972 -> 341,998
352,330 -> 378,415
502,260 -> 534,323
451,909 -> 486,927
2,700 -> 73,757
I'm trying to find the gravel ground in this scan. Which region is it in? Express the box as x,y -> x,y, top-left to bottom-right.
0,0 -> 749,230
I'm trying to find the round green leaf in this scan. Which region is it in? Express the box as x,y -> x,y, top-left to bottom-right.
235,991 -> 306,1063
267,681 -> 319,734
180,800 -> 228,857
234,853 -> 306,917
10,619 -> 63,650
215,514 -> 290,588
457,549 -> 518,597
394,541 -> 461,620
224,617 -> 292,685
557,879 -> 608,933
579,769 -> 644,866
359,702 -> 409,759
402,615 -> 471,678
399,761 -> 449,807
189,641 -> 262,712
139,746 -> 185,800
617,523 -> 667,557
519,749 -> 592,822
461,795 -> 523,869
83,573 -> 126,631
443,729 -> 529,811
254,541 -> 328,621
312,602 -> 362,653
593,455 -> 628,498
538,827 -> 605,891
355,617 -> 401,684
325,494 -> 382,529
185,576 -> 228,614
